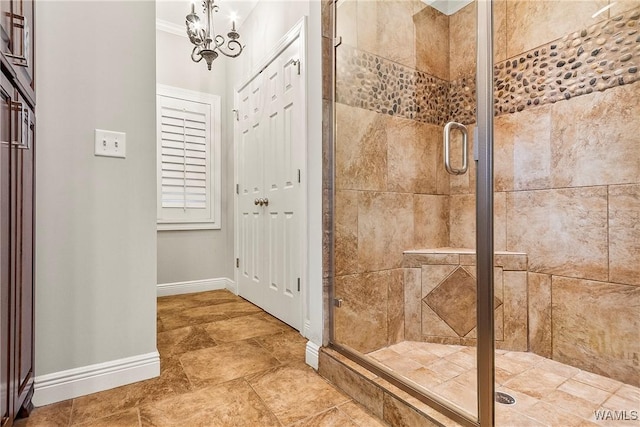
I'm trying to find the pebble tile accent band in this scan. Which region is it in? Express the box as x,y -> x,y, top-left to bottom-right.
337,7 -> 640,125
336,46 -> 450,125
495,7 -> 639,115
449,76 -> 476,125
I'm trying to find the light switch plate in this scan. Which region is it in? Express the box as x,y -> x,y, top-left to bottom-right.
95,129 -> 126,158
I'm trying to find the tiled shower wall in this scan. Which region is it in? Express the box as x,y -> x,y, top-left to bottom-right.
330,0 -> 640,386
451,1 -> 640,387
333,0 -> 451,356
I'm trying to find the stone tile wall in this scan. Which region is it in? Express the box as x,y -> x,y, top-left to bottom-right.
333,0 -> 452,355
329,0 -> 640,385
495,80 -> 640,387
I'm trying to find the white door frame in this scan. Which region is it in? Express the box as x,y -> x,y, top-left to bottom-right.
233,17 -> 308,335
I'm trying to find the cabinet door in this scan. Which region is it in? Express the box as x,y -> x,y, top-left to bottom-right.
9,89 -> 31,414
0,0 -> 34,97
8,83 -> 18,418
15,91 -> 31,401
0,72 -> 12,427
0,0 -> 10,59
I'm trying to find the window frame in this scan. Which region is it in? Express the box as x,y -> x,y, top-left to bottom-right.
156,84 -> 221,231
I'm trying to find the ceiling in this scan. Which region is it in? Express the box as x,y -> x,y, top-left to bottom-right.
156,0 -> 259,30
421,0 -> 473,15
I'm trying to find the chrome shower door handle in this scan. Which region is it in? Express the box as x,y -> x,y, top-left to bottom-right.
444,121 -> 468,175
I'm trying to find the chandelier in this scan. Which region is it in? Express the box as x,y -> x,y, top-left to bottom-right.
186,0 -> 244,70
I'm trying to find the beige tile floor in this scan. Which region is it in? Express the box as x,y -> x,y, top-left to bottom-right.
15,290 -> 386,427
369,341 -> 640,427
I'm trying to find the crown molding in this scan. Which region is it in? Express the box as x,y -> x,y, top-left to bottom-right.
156,19 -> 185,38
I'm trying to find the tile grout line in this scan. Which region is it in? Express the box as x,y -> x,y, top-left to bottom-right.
243,377 -> 286,427
67,397 -> 75,427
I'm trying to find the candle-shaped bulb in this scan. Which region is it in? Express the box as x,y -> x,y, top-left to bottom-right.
229,11 -> 239,32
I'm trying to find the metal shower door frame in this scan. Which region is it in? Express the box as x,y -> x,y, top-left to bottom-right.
476,1 -> 496,426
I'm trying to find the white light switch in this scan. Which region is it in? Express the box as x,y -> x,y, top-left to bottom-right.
95,129 -> 126,158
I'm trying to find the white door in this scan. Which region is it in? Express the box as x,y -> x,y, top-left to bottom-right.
236,35 -> 305,330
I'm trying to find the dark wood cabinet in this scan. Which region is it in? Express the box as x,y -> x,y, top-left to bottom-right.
0,0 -> 34,424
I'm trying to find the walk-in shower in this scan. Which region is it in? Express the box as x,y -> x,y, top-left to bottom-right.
321,1 -> 640,426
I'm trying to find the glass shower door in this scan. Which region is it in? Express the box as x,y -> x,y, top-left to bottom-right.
330,1 -> 640,425
331,0 -> 487,424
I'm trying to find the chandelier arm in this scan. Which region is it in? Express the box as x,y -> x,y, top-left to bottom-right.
191,46 -> 204,63
217,39 -> 244,58
213,34 -> 226,49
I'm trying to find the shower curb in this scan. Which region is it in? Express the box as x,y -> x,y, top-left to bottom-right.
318,347 -> 463,427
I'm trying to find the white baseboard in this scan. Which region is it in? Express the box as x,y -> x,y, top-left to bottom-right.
33,351 -> 160,407
225,278 -> 238,295
305,340 -> 320,370
157,277 -> 235,297
303,320 -> 312,340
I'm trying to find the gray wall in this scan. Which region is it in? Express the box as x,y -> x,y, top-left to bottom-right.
155,11 -> 234,284
35,1 -> 157,375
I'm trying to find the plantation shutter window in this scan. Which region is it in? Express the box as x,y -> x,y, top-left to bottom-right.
157,86 -> 221,230
160,101 -> 208,209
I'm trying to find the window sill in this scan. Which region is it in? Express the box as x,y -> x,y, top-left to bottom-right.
157,221 -> 221,231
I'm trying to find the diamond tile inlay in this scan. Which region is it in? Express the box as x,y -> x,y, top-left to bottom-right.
424,267 -> 502,337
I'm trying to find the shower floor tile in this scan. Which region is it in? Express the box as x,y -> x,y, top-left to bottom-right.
368,341 -> 640,426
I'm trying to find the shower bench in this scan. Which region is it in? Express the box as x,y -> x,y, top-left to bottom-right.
403,248 -> 529,351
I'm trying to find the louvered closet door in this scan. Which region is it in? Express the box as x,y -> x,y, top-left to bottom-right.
158,97 -> 211,222
236,35 -> 304,330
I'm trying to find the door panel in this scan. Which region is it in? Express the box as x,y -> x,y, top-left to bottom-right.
238,79 -> 266,294
8,84 -> 19,415
16,92 -> 32,397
